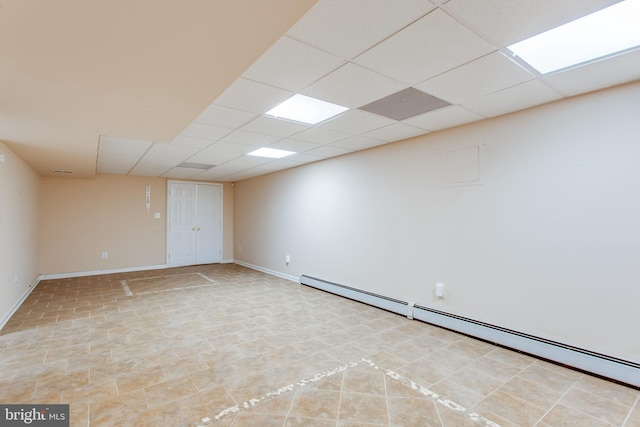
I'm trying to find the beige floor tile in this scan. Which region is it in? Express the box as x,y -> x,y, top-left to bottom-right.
560,387 -> 631,426
1,264 -> 635,427
144,375 -> 198,408
288,387 -> 341,420
473,390 -> 546,426
541,403 -> 616,427
387,395 -> 441,426
338,392 -> 389,424
498,375 -> 565,411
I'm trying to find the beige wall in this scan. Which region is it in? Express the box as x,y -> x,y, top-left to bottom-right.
39,175 -> 234,275
39,175 -> 167,274
234,81 -> 640,363
0,141 -> 40,324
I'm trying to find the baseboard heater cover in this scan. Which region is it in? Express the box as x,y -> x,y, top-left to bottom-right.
299,274 -> 639,388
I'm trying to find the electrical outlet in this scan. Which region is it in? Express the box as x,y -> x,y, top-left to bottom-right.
101,252 -> 109,259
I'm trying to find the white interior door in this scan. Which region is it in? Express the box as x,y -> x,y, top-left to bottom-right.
168,181 -> 222,267
195,184 -> 222,264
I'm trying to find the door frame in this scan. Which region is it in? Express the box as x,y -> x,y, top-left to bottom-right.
166,180 -> 224,267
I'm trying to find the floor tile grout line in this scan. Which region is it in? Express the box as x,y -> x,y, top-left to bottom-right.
191,358 -> 501,427
621,393 -> 640,427
362,358 -> 500,427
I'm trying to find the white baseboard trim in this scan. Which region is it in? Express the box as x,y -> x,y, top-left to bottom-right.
221,259 -> 234,264
300,274 -> 640,388
0,276 -> 41,331
39,264 -> 169,280
234,260 -> 298,283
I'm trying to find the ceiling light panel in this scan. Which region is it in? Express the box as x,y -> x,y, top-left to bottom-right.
242,36 -> 345,92
507,0 -> 640,74
354,9 -> 494,85
247,147 -> 296,159
265,94 -> 348,124
302,63 -> 407,108
287,0 -> 435,59
214,78 -> 292,113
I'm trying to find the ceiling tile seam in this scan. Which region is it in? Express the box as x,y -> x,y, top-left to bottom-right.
283,6 -> 437,63
125,140 -> 156,175
435,3 -> 551,80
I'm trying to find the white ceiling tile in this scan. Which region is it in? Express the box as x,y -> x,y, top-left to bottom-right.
194,104 -> 257,128
332,135 -> 388,151
302,63 -> 407,108
97,136 -> 152,174
287,0 -> 436,59
544,49 -> 640,97
363,123 -> 428,142
272,152 -> 325,166
187,142 -> 253,165
415,51 -> 535,104
129,143 -> 199,176
306,145 -> 354,158
403,105 -> 484,131
241,115 -> 310,137
218,130 -> 280,147
292,127 -> 351,144
195,155 -> 274,180
445,0 -> 620,46
170,135 -> 215,150
161,167 -> 205,179
214,78 -> 292,114
242,36 -> 345,92
460,80 -> 563,118
320,109 -> 396,135
354,9 -> 495,85
181,123 -> 231,141
268,138 -> 320,152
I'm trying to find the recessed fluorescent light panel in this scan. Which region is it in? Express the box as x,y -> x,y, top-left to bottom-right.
265,94 -> 349,124
508,0 -> 640,74
247,147 -> 296,159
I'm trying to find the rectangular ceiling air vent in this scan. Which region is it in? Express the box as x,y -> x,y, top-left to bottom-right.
51,169 -> 75,174
176,162 -> 215,170
359,87 -> 451,120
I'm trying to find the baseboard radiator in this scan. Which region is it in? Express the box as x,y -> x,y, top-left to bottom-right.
299,274 -> 640,388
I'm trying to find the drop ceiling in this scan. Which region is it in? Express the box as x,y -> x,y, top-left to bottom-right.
2,0 -> 639,182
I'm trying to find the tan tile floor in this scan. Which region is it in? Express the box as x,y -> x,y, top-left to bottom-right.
1,263 -> 638,427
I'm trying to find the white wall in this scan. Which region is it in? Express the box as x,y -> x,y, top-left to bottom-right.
0,141 -> 40,326
234,82 -> 640,363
